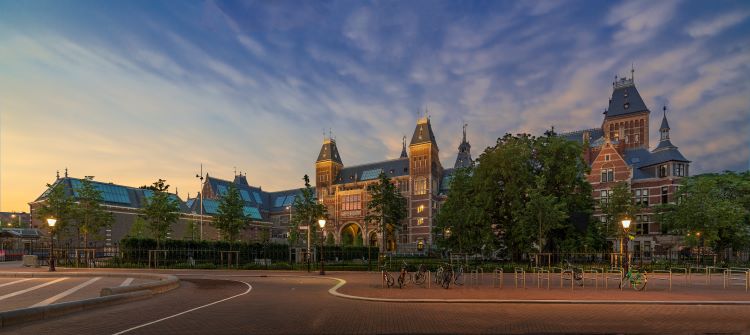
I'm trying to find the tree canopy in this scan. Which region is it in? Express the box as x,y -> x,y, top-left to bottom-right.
213,183 -> 248,243
364,172 -> 407,253
35,181 -> 76,240
290,175 -> 327,246
139,179 -> 180,249
74,177 -> 114,247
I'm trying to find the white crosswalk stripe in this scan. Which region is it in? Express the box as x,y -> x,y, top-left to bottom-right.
31,277 -> 101,307
0,278 -> 34,288
0,277 -> 68,301
120,278 -> 134,287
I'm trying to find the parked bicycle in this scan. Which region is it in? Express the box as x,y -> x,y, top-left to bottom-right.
397,261 -> 413,288
620,263 -> 647,291
381,262 -> 395,288
436,263 -> 464,289
413,264 -> 428,286
564,260 -> 583,286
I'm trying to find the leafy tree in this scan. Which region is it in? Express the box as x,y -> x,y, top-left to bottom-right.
658,172 -> 749,254
74,177 -> 114,247
35,181 -> 76,242
434,167 -> 493,254
140,179 -> 180,249
325,232 -> 335,246
291,175 -> 327,249
364,172 -> 407,254
600,181 -> 639,243
128,217 -> 149,239
516,177 -> 568,253
213,184 -> 248,244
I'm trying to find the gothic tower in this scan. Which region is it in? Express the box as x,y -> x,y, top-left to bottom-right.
315,136 -> 343,199
601,68 -> 650,150
408,115 -> 443,245
454,123 -> 473,168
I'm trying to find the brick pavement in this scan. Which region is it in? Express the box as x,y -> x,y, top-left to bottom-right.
3,272 -> 749,334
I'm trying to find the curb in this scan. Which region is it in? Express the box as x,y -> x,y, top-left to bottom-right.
0,272 -> 180,328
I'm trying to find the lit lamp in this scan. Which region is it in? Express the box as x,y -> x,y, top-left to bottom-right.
621,218 -> 631,271
47,218 -> 57,272
318,219 -> 326,275
445,228 -> 452,238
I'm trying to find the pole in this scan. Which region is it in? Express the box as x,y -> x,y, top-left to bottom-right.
320,230 -> 325,275
307,217 -> 311,273
624,227 -> 630,274
380,215 -> 385,261
49,226 -> 56,272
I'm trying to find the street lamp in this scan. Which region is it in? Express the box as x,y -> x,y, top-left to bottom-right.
621,218 -> 631,272
318,219 -> 326,275
47,218 -> 57,272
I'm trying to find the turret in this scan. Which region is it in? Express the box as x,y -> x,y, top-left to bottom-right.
315,136 -> 343,199
454,123 -> 473,168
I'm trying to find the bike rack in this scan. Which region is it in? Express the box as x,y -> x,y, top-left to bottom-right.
650,269 -> 672,292
426,270 -> 431,289
723,268 -> 749,291
560,269 -> 575,291
493,268 -> 504,288
514,267 -> 526,289
536,269 -> 551,289
604,268 -> 623,290
688,265 -> 709,286
582,269 -> 600,289
470,268 -> 483,286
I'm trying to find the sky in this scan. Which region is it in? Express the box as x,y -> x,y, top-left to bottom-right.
0,0 -> 749,212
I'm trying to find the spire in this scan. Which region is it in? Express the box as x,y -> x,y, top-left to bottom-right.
64,168 -> 68,178
410,115 -> 438,149
317,135 -> 343,165
660,105 -> 670,132
454,123 -> 473,169
654,105 -> 677,152
400,135 -> 408,158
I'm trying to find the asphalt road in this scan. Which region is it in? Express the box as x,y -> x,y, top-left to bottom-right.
4,274 -> 750,334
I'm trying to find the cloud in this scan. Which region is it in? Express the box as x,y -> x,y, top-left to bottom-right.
686,11 -> 750,38
606,0 -> 680,45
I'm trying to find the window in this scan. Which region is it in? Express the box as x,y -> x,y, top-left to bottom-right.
600,168 -> 614,182
414,178 -> 427,195
417,239 -> 424,251
624,102 -> 630,109
624,90 -> 628,98
417,205 -> 424,213
635,215 -> 650,235
634,134 -> 639,143
340,194 -> 361,211
605,154 -> 610,161
661,186 -> 669,204
417,218 -> 424,225
673,163 -> 685,177
600,189 -> 612,205
659,164 -> 668,178
634,188 -> 649,206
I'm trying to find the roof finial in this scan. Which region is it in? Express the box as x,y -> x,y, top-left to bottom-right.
462,123 -> 467,142
631,63 -> 635,81
56,170 -> 60,179
64,168 -> 68,178
175,187 -> 179,196
233,166 -> 237,177
663,105 -> 667,117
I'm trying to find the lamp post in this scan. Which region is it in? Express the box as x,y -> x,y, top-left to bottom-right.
318,219 -> 326,275
696,231 -> 703,266
196,165 -> 204,240
47,218 -> 57,272
621,218 -> 631,273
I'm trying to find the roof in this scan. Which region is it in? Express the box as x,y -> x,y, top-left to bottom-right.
317,139 -> 343,164
559,128 -> 604,147
659,114 -> 670,131
605,78 -> 649,118
0,228 -> 43,239
624,147 -> 690,180
33,177 -> 187,211
335,158 -> 410,184
410,117 -> 438,148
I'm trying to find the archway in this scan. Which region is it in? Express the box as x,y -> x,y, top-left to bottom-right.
340,223 -> 362,246
368,231 -> 378,247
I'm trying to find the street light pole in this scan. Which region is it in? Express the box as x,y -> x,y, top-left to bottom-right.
47,218 -> 57,272
196,164 -> 204,240
621,218 -> 631,273
318,219 -> 326,275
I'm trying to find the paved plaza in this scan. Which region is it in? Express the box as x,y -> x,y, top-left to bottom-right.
0,264 -> 749,334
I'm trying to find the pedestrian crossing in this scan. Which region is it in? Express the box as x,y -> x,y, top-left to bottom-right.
0,276 -> 141,312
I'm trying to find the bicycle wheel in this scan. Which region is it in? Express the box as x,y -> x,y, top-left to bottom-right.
385,273 -> 395,288
398,274 -> 405,288
454,269 -> 464,286
414,271 -> 426,285
442,270 -> 452,289
435,267 -> 444,284
574,271 -> 583,286
631,273 -> 647,291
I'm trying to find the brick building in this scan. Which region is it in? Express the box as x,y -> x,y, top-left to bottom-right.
561,73 -> 691,254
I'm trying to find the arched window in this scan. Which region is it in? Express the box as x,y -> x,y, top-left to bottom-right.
414,177 -> 427,195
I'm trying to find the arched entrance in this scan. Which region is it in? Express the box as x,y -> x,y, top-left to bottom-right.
340,223 -> 363,246
369,231 -> 378,247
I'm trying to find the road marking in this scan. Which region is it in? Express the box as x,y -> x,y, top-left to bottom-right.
0,277 -> 68,301
111,280 -> 252,335
0,278 -> 34,288
119,278 -> 134,287
31,277 -> 102,307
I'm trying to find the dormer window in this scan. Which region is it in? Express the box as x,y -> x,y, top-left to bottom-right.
624,90 -> 629,98
624,103 -> 630,109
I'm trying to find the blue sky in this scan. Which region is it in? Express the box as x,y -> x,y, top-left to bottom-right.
0,0 -> 749,211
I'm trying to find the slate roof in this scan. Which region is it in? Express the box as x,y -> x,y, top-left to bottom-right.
335,158 -> 410,184
317,139 -> 343,164
410,118 -> 438,148
606,78 -> 649,118
0,228 -> 43,239
559,128 -> 604,147
623,147 -> 690,180
660,114 -> 670,131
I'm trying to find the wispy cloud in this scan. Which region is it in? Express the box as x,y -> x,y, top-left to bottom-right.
686,11 -> 750,38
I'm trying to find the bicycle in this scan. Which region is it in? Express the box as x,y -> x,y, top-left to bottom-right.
381,262 -> 395,288
413,264 -> 427,286
620,265 -> 647,291
563,260 -> 583,286
397,261 -> 414,288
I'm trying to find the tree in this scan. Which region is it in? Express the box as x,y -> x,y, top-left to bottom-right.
325,232 -> 335,246
35,181 -> 76,243
657,172 -> 749,255
601,181 -> 639,244
74,177 -> 113,248
516,177 -> 568,253
365,172 -> 407,254
139,179 -> 180,249
128,217 -> 149,239
434,167 -> 493,254
213,184 -> 248,244
291,175 -> 327,251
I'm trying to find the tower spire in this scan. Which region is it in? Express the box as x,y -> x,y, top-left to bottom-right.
400,135 -> 408,158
